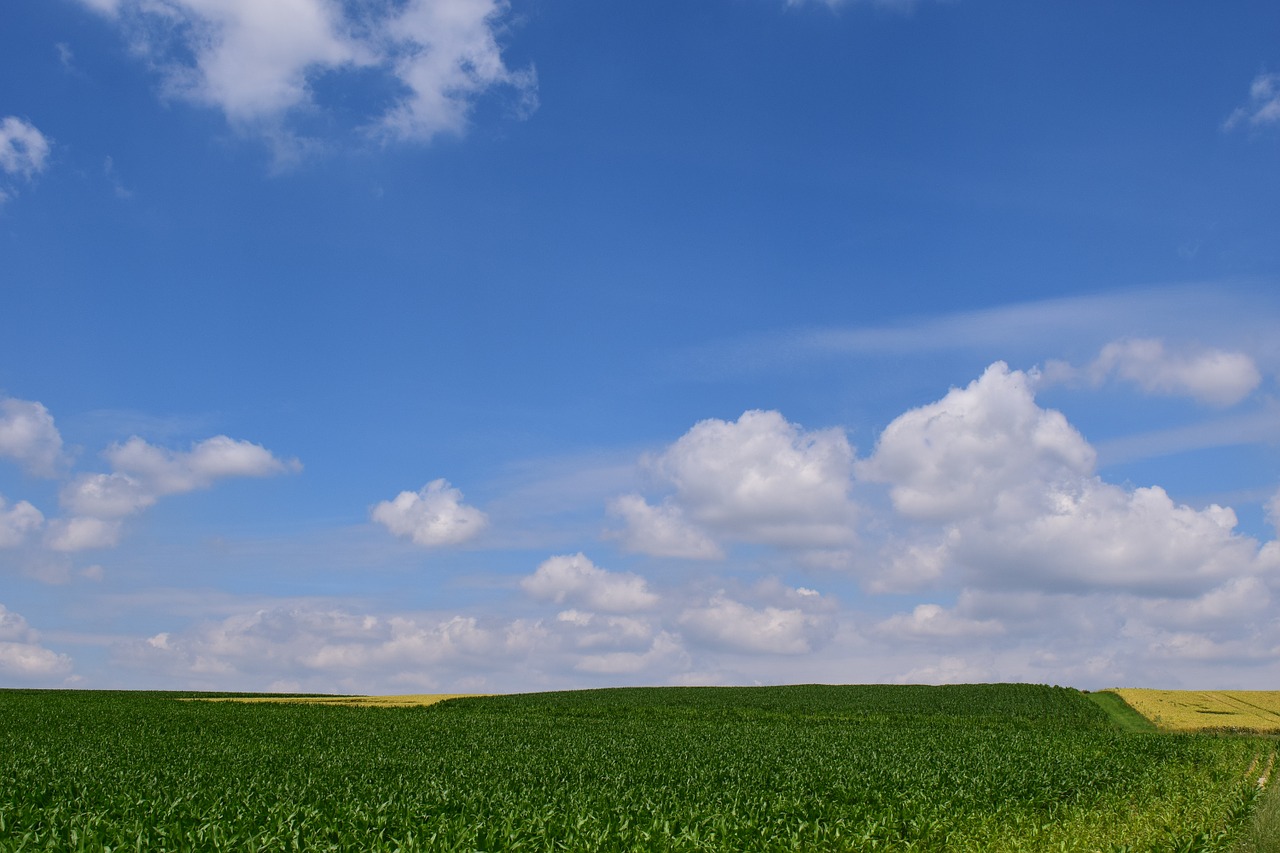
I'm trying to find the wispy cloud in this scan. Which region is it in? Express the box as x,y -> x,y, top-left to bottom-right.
0,116 -> 51,204
1225,72 -> 1280,131
677,284 -> 1279,378
0,117 -> 50,179
1094,406 -> 1280,466
74,0 -> 536,164
1041,338 -> 1261,407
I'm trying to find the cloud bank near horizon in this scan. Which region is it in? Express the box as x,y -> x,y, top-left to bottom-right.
6,330 -> 1275,692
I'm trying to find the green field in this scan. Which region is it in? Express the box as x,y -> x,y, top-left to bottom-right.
0,685 -> 1273,851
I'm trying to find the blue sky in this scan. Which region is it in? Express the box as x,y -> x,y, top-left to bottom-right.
2,0 -> 1279,693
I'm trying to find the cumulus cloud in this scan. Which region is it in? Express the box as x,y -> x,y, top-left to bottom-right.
52,434 -> 299,551
0,603 -> 74,680
1046,338 -> 1261,406
117,602 -> 686,691
951,481 -> 1274,597
105,434 -> 301,492
59,472 -> 154,519
0,397 -> 66,477
0,496 -> 43,547
76,0 -> 535,156
875,603 -> 1004,641
861,362 -> 1280,598
678,592 -> 833,655
371,479 -> 488,547
607,494 -> 723,559
45,516 -> 123,552
123,606 -> 537,688
1136,576 -> 1272,632
615,410 -> 858,558
0,117 -> 51,179
521,553 -> 659,613
554,609 -> 656,651
860,362 -> 1094,523
574,631 -> 688,676
1225,72 -> 1280,130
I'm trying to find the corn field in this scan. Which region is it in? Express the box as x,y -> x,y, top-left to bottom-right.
0,684 -> 1271,851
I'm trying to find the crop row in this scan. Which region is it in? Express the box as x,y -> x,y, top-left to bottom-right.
0,684 -> 1267,851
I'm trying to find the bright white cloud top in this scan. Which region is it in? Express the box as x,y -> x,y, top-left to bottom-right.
1,1 -> 1279,692
371,479 -> 488,547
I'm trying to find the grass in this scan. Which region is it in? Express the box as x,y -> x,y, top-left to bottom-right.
1085,690 -> 1159,733
1232,764 -> 1280,853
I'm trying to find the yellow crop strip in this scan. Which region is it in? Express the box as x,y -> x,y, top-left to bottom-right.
1113,689 -> 1280,733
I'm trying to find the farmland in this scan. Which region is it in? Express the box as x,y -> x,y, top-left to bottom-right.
0,684 -> 1273,851
189,693 -> 484,709
1113,689 -> 1280,734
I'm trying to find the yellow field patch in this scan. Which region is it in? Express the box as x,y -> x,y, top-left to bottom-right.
190,694 -> 485,708
1113,689 -> 1280,733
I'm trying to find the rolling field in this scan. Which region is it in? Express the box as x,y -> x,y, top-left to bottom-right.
1113,689 -> 1280,734
0,685 -> 1274,851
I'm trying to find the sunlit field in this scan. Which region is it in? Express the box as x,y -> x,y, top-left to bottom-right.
3,684 -> 1276,851
1114,689 -> 1280,734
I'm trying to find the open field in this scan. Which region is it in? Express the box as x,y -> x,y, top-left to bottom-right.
1,685 -> 1274,851
1114,689 -> 1280,734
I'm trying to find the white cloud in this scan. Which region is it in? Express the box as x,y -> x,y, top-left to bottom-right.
0,603 -> 74,680
0,603 -> 35,641
45,516 -> 123,552
859,362 -> 1095,523
0,496 -> 43,547
113,599 -> 700,691
615,410 -> 858,557
951,481 -> 1274,597
555,609 -> 656,651
574,631 -> 687,676
1225,72 -> 1280,130
0,117 -> 51,179
50,434 -> 298,550
678,592 -> 833,655
62,435 -> 298,516
861,362 -> 1280,598
60,472 -> 154,519
607,494 -> 723,559
875,603 -> 1004,641
0,641 -> 75,679
371,479 -> 488,547
894,656 -> 993,686
1136,577 -> 1272,632
1077,338 -> 1261,406
104,434 -> 301,494
521,553 -> 658,613
378,0 -> 539,141
76,0 -> 535,155
0,397 -> 66,477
